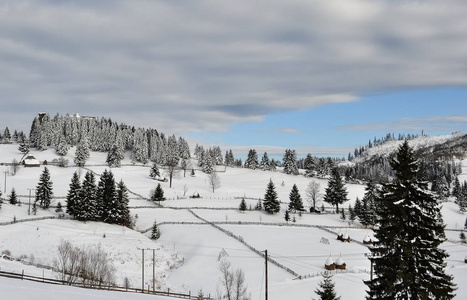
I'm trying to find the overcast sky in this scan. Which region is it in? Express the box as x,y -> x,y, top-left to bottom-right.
1,0 -> 467,158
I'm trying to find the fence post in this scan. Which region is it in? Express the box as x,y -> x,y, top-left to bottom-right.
22,270 -> 24,280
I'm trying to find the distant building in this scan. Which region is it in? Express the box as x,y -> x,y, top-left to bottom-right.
23,155 -> 40,167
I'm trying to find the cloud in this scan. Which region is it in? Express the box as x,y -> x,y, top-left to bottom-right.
1,0 -> 467,135
338,116 -> 467,132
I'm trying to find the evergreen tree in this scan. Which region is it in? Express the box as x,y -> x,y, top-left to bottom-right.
9,188 -> 18,205
284,210 -> 290,223
149,163 -> 160,179
365,141 -> 456,300
323,168 -> 348,213
354,197 -> 362,219
314,272 -> 341,300
97,169 -> 118,224
151,220 -> 161,240
55,135 -> 69,156
78,171 -> 99,221
151,183 -> 165,203
452,177 -> 461,199
66,171 -> 81,217
74,137 -> 90,167
255,199 -> 262,211
36,167 -> 53,209
304,153 -> 316,177
263,179 -> 280,214
55,201 -> 63,214
282,149 -> 299,175
116,180 -> 131,226
288,184 -> 304,213
244,149 -> 259,170
260,152 -> 271,171
202,150 -> 214,174
18,138 -> 30,155
106,143 -> 124,167
360,181 -> 378,227
239,198 -> 247,212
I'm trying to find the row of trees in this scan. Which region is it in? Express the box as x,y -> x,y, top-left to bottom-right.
26,113 -> 191,167
66,169 -> 131,226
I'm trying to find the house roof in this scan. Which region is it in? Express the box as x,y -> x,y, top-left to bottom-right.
24,156 -> 40,165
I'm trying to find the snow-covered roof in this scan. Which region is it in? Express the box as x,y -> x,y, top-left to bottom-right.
23,156 -> 40,166
363,235 -> 371,242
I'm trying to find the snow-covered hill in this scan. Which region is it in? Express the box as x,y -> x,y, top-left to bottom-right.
1,143 -> 466,300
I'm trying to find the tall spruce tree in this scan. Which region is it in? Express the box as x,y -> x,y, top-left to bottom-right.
74,137 -> 90,167
97,169 -> 118,224
283,149 -> 299,175
36,167 -> 53,209
79,171 -> 99,221
323,168 -> 348,213
263,179 -> 280,214
66,171 -> 81,217
116,180 -> 131,226
151,183 -> 165,203
314,272 -> 341,300
244,149 -> 259,170
288,184 -> 304,213
9,188 -> 18,205
365,141 -> 456,300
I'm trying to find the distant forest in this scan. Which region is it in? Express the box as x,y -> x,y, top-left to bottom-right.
1,113 -> 465,200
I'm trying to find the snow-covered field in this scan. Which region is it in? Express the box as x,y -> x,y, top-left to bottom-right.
1,144 -> 466,300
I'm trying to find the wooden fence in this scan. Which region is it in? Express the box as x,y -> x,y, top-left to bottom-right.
0,270 -> 212,299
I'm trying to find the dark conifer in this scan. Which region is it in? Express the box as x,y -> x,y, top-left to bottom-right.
239,198 -> 247,212
151,183 -> 165,203
263,179 -> 280,214
288,184 -> 304,213
9,188 -> 18,205
36,167 -> 53,209
323,168 -> 348,213
314,272 -> 341,300
365,141 -> 456,299
66,171 -> 81,217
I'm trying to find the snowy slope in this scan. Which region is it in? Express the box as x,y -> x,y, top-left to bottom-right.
0,143 -> 466,300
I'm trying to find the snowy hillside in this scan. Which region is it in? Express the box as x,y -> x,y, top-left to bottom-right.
354,132 -> 466,162
1,143 -> 467,300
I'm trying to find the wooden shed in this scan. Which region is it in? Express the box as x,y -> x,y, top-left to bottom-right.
23,155 -> 40,167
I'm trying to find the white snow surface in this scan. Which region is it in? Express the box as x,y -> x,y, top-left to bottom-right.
0,144 -> 466,300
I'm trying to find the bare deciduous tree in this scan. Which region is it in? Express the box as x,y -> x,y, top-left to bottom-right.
306,180 -> 321,211
216,259 -> 251,300
208,172 -> 221,193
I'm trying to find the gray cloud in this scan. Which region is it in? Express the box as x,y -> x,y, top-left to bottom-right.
1,0 -> 467,135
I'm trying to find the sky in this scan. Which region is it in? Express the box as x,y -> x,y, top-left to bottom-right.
1,0 -> 467,158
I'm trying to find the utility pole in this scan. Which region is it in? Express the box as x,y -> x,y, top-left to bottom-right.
27,188 -> 34,215
3,171 -> 8,193
265,249 -> 268,300
153,249 -> 155,294
365,253 -> 374,281
142,249 -> 145,292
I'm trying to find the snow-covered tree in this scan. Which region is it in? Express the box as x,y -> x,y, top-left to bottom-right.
260,152 -> 271,171
36,167 -> 53,209
97,169 -> 119,224
78,171 -> 99,222
132,128 -> 149,164
239,198 -> 247,212
151,183 -> 165,203
9,188 -> 18,205
149,163 -> 160,179
55,134 -> 69,156
66,171 -> 81,217
360,180 -> 378,227
365,141 -> 456,300
314,272 -> 341,300
151,220 -> 161,240
323,168 -> 348,213
263,179 -> 280,214
74,136 -> 90,167
225,149 -> 235,167
116,180 -> 131,226
288,184 -> 304,213
203,150 -> 214,174
282,149 -> 299,175
244,149 -> 258,170
106,141 -> 125,168
304,153 -> 316,177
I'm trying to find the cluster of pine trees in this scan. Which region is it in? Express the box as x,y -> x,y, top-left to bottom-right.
26,113 -> 190,166
453,177 -> 467,212
66,170 -> 131,227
